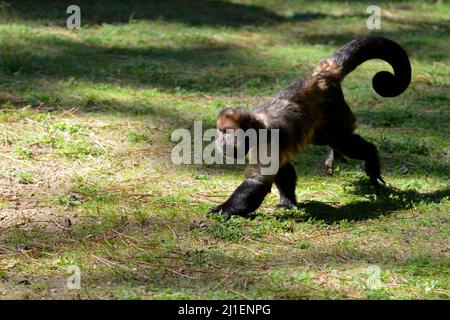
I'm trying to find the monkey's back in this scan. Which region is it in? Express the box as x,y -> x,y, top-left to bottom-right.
252,72 -> 357,164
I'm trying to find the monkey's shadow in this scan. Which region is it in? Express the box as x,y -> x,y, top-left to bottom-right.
275,180 -> 449,224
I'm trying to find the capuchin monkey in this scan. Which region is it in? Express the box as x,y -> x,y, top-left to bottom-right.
210,36 -> 411,217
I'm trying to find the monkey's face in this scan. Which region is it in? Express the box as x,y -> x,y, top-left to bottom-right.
215,108 -> 254,159
215,127 -> 249,159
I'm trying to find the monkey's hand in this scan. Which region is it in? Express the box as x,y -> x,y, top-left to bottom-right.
207,204 -> 234,218
207,178 -> 273,217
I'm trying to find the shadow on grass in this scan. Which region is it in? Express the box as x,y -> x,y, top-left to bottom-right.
1,1 -> 448,92
0,37 -> 291,101
3,0 -> 284,27
6,1 -> 418,27
295,180 -> 450,224
1,4 -> 448,96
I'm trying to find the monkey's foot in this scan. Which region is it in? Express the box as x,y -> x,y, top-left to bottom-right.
325,164 -> 334,176
325,152 -> 347,176
276,198 -> 297,210
370,175 -> 387,187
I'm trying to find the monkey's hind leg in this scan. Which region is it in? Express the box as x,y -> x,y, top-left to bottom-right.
324,148 -> 347,175
331,134 -> 385,185
274,163 -> 297,209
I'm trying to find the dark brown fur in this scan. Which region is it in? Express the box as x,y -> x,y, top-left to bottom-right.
210,36 -> 411,217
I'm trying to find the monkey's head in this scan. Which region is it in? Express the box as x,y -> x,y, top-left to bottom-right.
215,108 -> 263,159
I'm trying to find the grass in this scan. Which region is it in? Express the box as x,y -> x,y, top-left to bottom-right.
0,0 -> 449,299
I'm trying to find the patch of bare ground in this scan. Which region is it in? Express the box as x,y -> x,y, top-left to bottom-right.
1,164 -> 71,230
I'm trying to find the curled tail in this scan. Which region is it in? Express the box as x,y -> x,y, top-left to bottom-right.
321,36 -> 411,97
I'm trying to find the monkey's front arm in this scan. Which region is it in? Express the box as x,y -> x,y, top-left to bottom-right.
208,176 -> 273,217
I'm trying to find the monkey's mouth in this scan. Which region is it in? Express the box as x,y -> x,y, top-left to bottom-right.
218,144 -> 247,160
223,146 -> 241,159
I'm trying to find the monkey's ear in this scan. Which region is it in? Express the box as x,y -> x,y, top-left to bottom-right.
218,107 -> 235,119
